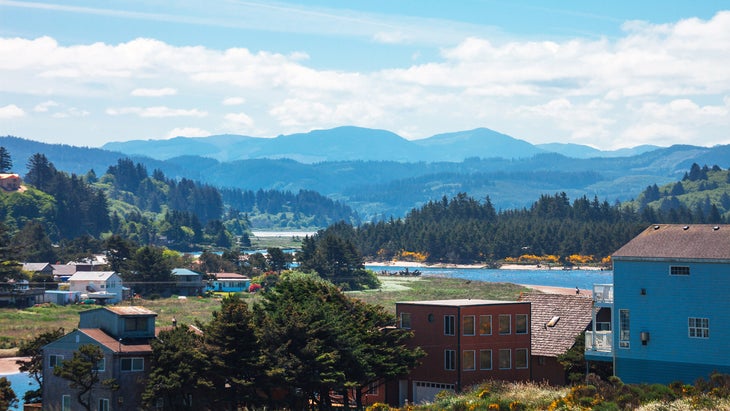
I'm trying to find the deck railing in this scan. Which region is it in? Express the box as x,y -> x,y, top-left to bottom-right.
585,330 -> 613,354
592,284 -> 613,304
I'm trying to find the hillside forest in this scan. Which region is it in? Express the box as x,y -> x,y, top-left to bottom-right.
1,144 -> 730,268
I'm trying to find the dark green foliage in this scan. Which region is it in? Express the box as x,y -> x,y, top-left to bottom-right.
16,327 -> 65,403
0,376 -> 17,411
297,226 -> 379,290
53,344 -> 116,411
253,275 -> 422,410
0,146 -> 12,173
266,247 -> 289,272
143,325 -> 214,410
12,221 -> 56,262
125,245 -> 174,295
203,295 -> 260,409
103,235 -> 136,273
0,222 -> 25,285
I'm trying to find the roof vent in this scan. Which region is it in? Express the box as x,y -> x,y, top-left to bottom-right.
683,225 -> 690,230
713,226 -> 720,231
653,225 -> 660,230
546,316 -> 560,327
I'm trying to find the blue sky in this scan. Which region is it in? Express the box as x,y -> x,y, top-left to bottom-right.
1,1 -> 729,150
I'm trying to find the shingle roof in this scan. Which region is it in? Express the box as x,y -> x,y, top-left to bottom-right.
22,262 -> 52,272
105,306 -> 157,316
172,268 -> 201,276
78,329 -> 153,354
613,224 -> 730,260
51,264 -> 77,275
518,292 -> 593,357
213,272 -> 249,280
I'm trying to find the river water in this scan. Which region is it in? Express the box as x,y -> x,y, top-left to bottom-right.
367,265 -> 613,291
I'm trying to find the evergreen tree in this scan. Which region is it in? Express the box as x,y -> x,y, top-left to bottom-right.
203,295 -> 260,410
53,344 -> 117,411
16,327 -> 66,403
126,245 -> 173,295
143,326 -> 214,410
13,221 -> 57,262
0,376 -> 17,411
0,146 -> 12,173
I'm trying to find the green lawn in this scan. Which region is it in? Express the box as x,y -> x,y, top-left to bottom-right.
0,276 -> 527,352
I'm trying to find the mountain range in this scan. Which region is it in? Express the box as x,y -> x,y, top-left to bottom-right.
101,126 -> 659,163
3,126 -> 729,221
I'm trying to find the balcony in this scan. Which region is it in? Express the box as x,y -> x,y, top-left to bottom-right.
592,284 -> 613,305
585,330 -> 613,359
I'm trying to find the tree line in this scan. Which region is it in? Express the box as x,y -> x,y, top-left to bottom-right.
15,276 -> 423,410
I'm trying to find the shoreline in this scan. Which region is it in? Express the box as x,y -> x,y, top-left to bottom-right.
365,260 -> 606,271
0,357 -> 27,375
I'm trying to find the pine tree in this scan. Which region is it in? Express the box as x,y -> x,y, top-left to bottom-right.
0,146 -> 12,173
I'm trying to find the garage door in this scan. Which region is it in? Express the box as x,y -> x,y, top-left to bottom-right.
413,381 -> 454,404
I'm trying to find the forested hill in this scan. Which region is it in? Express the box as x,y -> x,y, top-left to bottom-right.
4,134 -> 730,221
316,163 -> 730,265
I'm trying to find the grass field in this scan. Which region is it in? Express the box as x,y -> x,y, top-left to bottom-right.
0,276 -> 528,353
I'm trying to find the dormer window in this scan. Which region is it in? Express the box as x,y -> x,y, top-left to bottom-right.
124,317 -> 148,332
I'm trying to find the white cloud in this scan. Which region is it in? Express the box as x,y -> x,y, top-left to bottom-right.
33,100 -> 59,112
0,104 -> 25,119
2,11 -> 730,148
106,106 -> 207,118
165,127 -> 211,139
222,97 -> 246,106
224,112 -> 254,126
131,88 -> 177,97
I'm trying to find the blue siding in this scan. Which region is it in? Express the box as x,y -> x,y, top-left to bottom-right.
613,259 -> 730,384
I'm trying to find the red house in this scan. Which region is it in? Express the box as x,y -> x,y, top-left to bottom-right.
395,299 -> 531,405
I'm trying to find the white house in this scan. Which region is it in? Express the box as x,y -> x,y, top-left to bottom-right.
68,271 -> 124,304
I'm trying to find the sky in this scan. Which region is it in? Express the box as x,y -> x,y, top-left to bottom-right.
0,1 -> 729,150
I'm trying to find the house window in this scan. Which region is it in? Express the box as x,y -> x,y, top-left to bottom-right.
515,348 -> 529,369
444,349 -> 456,370
499,314 -> 511,334
366,381 -> 379,395
670,266 -> 690,276
479,349 -> 492,370
463,350 -> 475,371
463,315 -> 475,336
619,309 -> 630,348
125,317 -> 147,332
99,398 -> 110,411
95,358 -> 105,372
444,315 -> 455,336
596,322 -> 611,331
50,354 -> 64,368
121,357 -> 144,372
516,314 -> 528,334
479,315 -> 492,335
62,395 -> 71,411
498,349 -> 511,369
400,312 -> 411,329
688,317 -> 709,339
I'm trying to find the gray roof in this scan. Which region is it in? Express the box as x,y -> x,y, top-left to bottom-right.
518,292 -> 593,357
613,224 -> 730,261
22,262 -> 52,272
172,268 -> 201,276
68,271 -> 118,281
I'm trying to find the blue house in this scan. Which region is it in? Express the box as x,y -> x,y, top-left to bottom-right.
586,224 -> 730,384
208,272 -> 250,292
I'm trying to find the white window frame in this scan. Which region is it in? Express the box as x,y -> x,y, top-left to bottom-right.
515,348 -> 529,369
688,317 -> 709,339
479,349 -> 492,370
499,314 -> 511,335
462,350 -> 475,371
444,315 -> 455,336
400,312 -> 411,329
516,314 -> 529,334
50,354 -> 64,368
95,358 -> 105,372
121,357 -> 144,372
463,315 -> 475,336
479,315 -> 492,335
444,349 -> 456,370
98,398 -> 110,411
498,349 -> 511,369
619,309 -> 630,348
62,395 -> 71,411
670,266 -> 690,276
